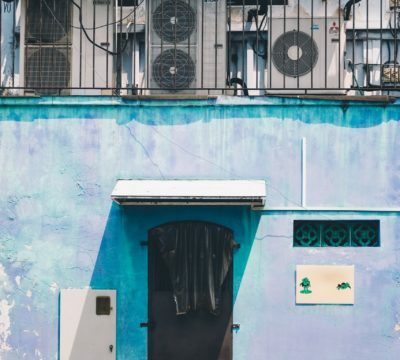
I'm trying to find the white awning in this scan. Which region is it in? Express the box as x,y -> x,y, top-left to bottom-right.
111,180 -> 266,207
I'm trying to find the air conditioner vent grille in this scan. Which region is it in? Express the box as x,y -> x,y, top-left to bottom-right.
152,49 -> 195,90
152,0 -> 196,43
26,0 -> 70,44
272,30 -> 318,77
25,47 -> 70,95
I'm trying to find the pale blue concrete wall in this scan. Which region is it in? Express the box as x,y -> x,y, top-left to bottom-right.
0,96 -> 399,359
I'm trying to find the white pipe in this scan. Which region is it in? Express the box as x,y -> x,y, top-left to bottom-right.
301,137 -> 307,208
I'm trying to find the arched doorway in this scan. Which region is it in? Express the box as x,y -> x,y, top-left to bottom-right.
148,221 -> 235,360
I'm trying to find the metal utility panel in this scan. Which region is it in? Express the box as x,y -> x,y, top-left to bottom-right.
267,17 -> 346,94
60,289 -> 117,360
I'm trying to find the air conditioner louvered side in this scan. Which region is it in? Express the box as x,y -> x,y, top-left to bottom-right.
25,0 -> 71,44
25,47 -> 71,95
267,18 -> 345,94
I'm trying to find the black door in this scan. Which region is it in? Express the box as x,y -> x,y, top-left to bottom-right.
148,221 -> 235,360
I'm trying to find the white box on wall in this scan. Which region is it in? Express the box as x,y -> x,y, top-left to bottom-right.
296,265 -> 355,305
60,289 -> 116,360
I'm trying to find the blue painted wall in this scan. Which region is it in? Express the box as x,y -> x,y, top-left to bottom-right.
0,96 -> 399,359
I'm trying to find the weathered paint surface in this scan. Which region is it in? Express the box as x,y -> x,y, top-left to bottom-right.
0,96 -> 400,359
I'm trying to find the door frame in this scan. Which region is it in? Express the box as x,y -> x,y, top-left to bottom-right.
147,220 -> 234,360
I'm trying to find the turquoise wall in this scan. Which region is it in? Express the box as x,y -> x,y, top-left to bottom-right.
0,96 -> 399,359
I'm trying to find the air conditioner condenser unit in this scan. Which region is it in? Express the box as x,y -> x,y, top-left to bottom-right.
390,0 -> 400,10
146,0 -> 227,95
21,0 -> 114,96
382,64 -> 400,83
266,18 -> 346,94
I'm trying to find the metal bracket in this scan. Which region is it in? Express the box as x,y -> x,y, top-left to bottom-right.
231,324 -> 240,333
140,321 -> 155,329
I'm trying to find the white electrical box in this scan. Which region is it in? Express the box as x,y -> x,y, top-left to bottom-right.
60,289 -> 117,360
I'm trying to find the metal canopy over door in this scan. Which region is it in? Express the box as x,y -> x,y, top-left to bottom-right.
148,221 -> 235,360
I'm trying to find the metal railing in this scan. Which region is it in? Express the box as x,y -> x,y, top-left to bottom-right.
1,0 -> 400,96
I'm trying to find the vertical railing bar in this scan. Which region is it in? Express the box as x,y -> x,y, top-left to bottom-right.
146,0 -> 150,91
366,0 -> 369,90
282,0 -> 285,90
0,0 -> 2,88
215,0 -> 218,89
173,0 -> 177,91
133,0 -> 137,91
352,0 -> 356,90
92,1 -> 96,88
380,0 -> 383,91
297,0 -> 300,89
66,0 -> 70,93
311,0 -> 314,89
161,0 -> 164,91
106,0 -> 110,89
201,0 -> 204,88
119,1 -> 123,93
241,0 -> 245,92
394,1 -> 398,90
227,0 -> 231,89
324,0 -> 327,89
268,0 -> 272,90
79,0 -> 83,88
12,0 -> 16,88
255,0 -> 259,91
39,0 -> 42,91
52,0 -> 55,93
338,0 -> 341,89
188,0 -> 191,90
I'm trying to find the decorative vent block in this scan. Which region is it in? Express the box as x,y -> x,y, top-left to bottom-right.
293,220 -> 380,247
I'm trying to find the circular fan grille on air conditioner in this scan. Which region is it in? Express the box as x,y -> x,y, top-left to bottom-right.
272,30 -> 318,77
152,0 -> 196,43
25,48 -> 70,95
26,0 -> 70,43
152,49 -> 195,90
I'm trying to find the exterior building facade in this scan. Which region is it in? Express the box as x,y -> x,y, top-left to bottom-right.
0,96 -> 399,359
1,0 -> 400,359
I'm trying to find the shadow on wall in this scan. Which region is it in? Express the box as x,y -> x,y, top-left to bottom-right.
84,203 -> 261,359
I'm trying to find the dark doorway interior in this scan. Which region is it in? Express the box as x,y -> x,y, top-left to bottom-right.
148,221 -> 235,360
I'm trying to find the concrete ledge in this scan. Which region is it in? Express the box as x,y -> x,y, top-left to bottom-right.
121,95 -> 218,100
0,95 -> 399,107
275,95 -> 397,103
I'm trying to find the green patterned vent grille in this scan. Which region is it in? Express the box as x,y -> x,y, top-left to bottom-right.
293,220 -> 380,247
